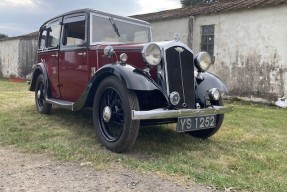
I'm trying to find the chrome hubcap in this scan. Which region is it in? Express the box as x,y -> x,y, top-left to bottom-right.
37,90 -> 41,99
103,106 -> 112,123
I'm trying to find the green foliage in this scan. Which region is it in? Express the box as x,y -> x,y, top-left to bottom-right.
181,0 -> 219,7
0,80 -> 287,191
0,33 -> 8,39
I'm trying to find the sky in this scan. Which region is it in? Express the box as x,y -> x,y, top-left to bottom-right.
0,0 -> 181,37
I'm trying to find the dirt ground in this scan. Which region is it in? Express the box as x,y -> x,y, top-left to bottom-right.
0,146 -> 220,192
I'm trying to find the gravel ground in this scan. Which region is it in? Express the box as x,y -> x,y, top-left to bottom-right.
0,147 -> 219,192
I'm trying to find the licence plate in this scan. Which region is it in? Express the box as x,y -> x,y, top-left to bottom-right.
176,115 -> 216,132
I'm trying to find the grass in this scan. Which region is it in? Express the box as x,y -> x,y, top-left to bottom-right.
0,78 -> 286,191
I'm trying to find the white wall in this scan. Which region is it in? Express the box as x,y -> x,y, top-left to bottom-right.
0,36 -> 38,78
193,5 -> 287,100
0,39 -> 20,77
150,18 -> 189,44
148,5 -> 287,100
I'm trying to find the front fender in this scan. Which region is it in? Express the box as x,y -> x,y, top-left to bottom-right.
95,64 -> 160,91
77,63 -> 168,109
196,72 -> 228,105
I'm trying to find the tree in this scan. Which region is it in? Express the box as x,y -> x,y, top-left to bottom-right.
0,33 -> 8,39
181,0 -> 219,7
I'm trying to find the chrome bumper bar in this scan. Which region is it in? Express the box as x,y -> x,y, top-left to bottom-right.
132,105 -> 233,120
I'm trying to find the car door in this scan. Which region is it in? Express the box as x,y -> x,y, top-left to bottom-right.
58,14 -> 88,102
38,19 -> 62,99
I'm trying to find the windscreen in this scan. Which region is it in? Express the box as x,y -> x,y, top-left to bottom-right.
91,14 -> 151,44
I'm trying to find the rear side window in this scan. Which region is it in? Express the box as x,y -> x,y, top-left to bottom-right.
38,19 -> 61,50
47,23 -> 61,49
39,30 -> 47,50
62,15 -> 86,46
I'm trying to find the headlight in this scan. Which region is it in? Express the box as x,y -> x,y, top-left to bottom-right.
142,43 -> 161,66
194,52 -> 211,72
209,88 -> 221,100
120,53 -> 128,63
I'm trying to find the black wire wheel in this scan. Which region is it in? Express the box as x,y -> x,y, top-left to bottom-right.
93,76 -> 140,152
35,74 -> 52,114
187,98 -> 225,138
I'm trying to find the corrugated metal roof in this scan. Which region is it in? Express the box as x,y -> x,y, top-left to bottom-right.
132,0 -> 287,22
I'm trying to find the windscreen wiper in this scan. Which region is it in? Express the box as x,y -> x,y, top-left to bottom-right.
109,17 -> 120,37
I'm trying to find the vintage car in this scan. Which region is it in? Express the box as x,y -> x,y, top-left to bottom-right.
29,9 -> 233,152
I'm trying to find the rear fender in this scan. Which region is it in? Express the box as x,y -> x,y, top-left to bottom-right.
29,63 -> 48,93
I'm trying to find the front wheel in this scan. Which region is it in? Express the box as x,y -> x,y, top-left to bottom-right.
187,98 -> 225,138
93,76 -> 140,153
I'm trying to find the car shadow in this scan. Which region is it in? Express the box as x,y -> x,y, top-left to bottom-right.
49,107 -> 215,155
134,125 -> 216,154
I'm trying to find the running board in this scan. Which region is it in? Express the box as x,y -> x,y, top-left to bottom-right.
46,98 -> 75,111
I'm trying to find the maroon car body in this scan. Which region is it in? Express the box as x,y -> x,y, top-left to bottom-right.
29,9 -> 233,152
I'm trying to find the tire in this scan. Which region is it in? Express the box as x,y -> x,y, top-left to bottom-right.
187,98 -> 224,138
93,76 -> 140,153
35,74 -> 52,114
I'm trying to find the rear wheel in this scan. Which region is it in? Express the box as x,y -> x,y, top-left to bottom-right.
187,98 -> 224,138
35,74 -> 52,114
93,76 -> 140,153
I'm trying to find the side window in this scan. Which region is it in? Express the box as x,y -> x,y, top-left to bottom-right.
39,30 -> 47,50
47,22 -> 61,49
201,25 -> 214,56
62,15 -> 86,46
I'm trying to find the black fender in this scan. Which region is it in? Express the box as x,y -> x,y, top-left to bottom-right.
28,62 -> 168,111
94,64 -> 160,91
29,63 -> 49,93
77,63 -> 168,109
196,72 -> 228,105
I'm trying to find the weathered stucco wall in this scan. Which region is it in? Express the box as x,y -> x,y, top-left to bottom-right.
0,39 -> 20,78
0,35 -> 38,79
148,5 -> 287,101
192,5 -> 287,100
150,18 -> 189,44
18,38 -> 38,77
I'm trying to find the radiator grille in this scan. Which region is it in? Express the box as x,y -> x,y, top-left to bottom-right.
165,46 -> 195,109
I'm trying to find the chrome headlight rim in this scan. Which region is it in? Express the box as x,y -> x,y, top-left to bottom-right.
209,88 -> 221,101
142,43 -> 162,67
194,52 -> 212,72
120,53 -> 128,63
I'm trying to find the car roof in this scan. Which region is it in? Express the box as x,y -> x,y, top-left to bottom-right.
40,8 -> 150,29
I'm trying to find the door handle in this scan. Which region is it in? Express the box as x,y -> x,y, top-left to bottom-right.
51,53 -> 58,57
78,52 -> 86,57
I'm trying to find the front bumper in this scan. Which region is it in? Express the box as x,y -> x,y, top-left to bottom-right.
132,105 -> 233,120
